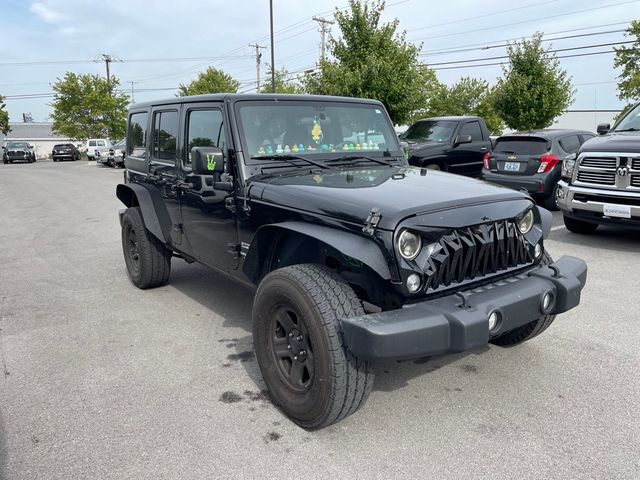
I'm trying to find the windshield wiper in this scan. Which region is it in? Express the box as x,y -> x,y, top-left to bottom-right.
326,155 -> 396,167
614,128 -> 640,132
251,154 -> 330,169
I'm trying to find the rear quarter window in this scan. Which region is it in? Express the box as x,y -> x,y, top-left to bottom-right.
493,138 -> 549,155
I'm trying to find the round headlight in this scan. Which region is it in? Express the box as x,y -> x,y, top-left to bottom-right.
518,210 -> 534,234
397,230 -> 422,260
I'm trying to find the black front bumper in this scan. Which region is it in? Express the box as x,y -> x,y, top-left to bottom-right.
340,255 -> 587,360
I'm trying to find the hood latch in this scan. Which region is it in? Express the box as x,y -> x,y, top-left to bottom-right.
362,207 -> 381,235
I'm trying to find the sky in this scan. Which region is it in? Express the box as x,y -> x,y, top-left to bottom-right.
0,0 -> 637,123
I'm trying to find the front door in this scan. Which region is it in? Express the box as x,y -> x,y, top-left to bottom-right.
450,120 -> 490,177
178,104 -> 239,272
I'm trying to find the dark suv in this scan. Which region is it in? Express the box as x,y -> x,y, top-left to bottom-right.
482,130 -> 595,209
3,142 -> 36,163
116,94 -> 587,429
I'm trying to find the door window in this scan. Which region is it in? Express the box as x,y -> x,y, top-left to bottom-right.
559,135 -> 580,153
185,109 -> 226,165
127,112 -> 148,158
152,110 -> 179,161
97,140 -> 106,147
460,121 -> 483,141
89,140 -> 96,147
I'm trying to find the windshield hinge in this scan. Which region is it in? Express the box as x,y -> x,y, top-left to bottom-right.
362,207 -> 381,235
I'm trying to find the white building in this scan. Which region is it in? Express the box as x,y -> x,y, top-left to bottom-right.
551,109 -> 622,133
0,122 -> 77,160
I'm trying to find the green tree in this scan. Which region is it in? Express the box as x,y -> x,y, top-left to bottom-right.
493,33 -> 574,130
414,77 -> 503,134
303,0 -> 437,125
261,66 -> 303,94
50,73 -> 129,140
178,67 -> 240,96
0,95 -> 10,135
614,20 -> 640,104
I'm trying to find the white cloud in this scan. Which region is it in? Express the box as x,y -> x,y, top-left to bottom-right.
29,2 -> 67,23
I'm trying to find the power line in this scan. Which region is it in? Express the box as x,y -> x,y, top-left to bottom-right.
410,0 -> 639,42
419,26 -> 629,57
429,47 -> 633,71
426,40 -> 635,67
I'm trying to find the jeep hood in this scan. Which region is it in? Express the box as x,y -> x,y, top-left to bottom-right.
251,166 -> 530,230
581,132 -> 640,154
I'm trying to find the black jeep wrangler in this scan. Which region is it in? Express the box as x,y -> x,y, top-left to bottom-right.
116,94 -> 587,429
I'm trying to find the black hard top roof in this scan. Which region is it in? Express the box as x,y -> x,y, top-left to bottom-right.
414,116 -> 482,122
498,128 -> 594,140
129,93 -> 386,110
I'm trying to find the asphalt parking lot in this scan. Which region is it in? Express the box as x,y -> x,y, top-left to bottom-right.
1,159 -> 639,480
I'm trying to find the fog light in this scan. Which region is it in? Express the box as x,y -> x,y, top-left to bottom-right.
406,273 -> 421,293
534,243 -> 543,258
541,291 -> 555,313
488,310 -> 502,332
556,187 -> 565,200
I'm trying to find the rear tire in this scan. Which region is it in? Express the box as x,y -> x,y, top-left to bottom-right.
253,264 -> 374,429
121,207 -> 171,289
425,162 -> 441,170
491,252 -> 556,347
563,214 -> 598,234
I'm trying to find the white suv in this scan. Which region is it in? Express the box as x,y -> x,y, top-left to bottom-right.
85,139 -> 111,160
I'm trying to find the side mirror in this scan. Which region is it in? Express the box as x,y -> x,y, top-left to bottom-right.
597,123 -> 610,135
455,134 -> 472,145
191,146 -> 224,175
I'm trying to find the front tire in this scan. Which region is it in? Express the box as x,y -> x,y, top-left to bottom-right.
121,207 -> 171,289
491,252 -> 556,346
253,264 -> 374,429
563,214 -> 598,234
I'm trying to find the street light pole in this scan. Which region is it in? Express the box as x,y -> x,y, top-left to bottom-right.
269,0 -> 275,93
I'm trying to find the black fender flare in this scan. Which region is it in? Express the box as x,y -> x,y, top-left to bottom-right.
116,183 -> 172,243
243,221 -> 392,283
536,205 -> 553,239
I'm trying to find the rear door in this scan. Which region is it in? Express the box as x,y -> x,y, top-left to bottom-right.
492,136 -> 550,175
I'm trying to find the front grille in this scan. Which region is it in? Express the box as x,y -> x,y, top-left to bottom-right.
631,175 -> 640,188
577,171 -> 616,185
422,220 -> 533,291
580,157 -> 617,169
632,158 -> 640,170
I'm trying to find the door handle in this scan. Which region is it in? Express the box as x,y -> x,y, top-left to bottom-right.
480,147 -> 488,151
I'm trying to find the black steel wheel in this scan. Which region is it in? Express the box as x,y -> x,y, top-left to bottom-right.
253,264 -> 374,429
121,207 -> 171,289
491,252 -> 557,346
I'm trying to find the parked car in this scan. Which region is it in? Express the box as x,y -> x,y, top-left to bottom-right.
482,129 -> 595,210
401,116 -> 491,177
96,139 -> 125,168
2,142 -> 36,163
52,143 -> 80,162
557,101 -> 640,233
85,138 -> 111,160
116,93 -> 587,429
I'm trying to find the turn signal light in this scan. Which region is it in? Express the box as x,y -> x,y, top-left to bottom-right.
537,154 -> 559,173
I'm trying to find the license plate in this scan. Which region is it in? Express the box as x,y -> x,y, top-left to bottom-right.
504,161 -> 520,172
603,204 -> 631,218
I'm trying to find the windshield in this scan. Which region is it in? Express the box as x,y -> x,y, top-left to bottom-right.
493,137 -> 549,155
7,142 -> 28,149
236,101 -> 402,161
613,103 -> 640,131
401,120 -> 457,142
54,144 -> 73,148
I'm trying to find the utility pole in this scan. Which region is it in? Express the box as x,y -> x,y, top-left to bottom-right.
95,54 -> 122,86
269,0 -> 275,93
249,43 -> 267,93
312,16 -> 334,63
128,81 -> 137,102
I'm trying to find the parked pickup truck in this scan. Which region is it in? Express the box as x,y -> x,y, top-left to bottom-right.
557,101 -> 640,233
401,116 -> 491,177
